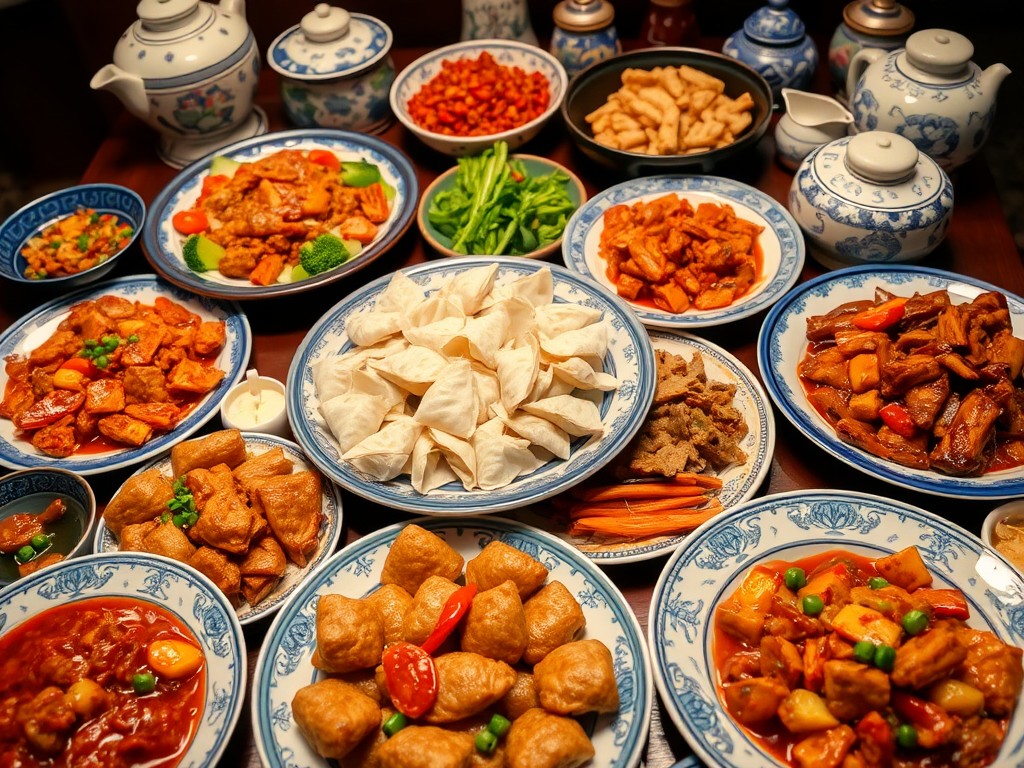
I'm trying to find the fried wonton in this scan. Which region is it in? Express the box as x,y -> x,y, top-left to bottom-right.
171,428 -> 247,478
104,467 -> 175,536
189,546 -> 241,604
190,488 -> 259,555
184,464 -> 236,509
233,447 -> 294,498
239,536 -> 287,606
137,519 -> 197,564
254,470 -> 323,566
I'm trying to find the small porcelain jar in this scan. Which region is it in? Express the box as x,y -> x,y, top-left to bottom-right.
268,4 -> 394,133
461,0 -> 538,44
90,0 -> 264,169
847,29 -> 1011,171
550,0 -> 621,77
722,0 -> 818,105
788,131 -> 954,269
775,89 -> 853,171
828,0 -> 913,102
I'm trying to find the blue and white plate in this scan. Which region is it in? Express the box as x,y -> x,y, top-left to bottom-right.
758,265 -> 1024,499
143,129 -> 418,300
0,275 -> 250,475
287,257 -> 656,515
252,516 -> 652,768
514,330 -> 774,563
562,176 -> 805,329
93,432 -> 343,625
0,551 -> 246,767
649,489 -> 1024,768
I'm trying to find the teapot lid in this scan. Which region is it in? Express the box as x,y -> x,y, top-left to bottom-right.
846,131 -> 919,183
267,3 -> 392,80
553,0 -> 615,33
843,0 -> 914,37
743,0 -> 805,45
905,29 -> 974,77
137,0 -> 199,28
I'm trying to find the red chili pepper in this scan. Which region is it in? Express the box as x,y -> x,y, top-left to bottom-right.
420,584 -> 478,655
308,149 -> 341,172
851,297 -> 908,331
172,209 -> 210,235
879,403 -> 916,439
14,390 -> 85,430
381,641 -> 438,718
913,588 -> 970,620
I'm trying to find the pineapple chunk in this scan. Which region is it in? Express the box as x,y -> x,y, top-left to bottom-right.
874,546 -> 933,591
778,689 -> 841,734
927,679 -> 985,717
830,604 -> 902,647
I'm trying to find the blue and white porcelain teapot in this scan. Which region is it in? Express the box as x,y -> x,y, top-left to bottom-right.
846,29 -> 1011,170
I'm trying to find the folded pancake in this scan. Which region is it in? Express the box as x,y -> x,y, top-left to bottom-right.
549,357 -> 618,391
438,262 -> 499,316
321,392 -> 390,454
520,395 -> 604,438
103,467 -> 175,536
496,342 -> 540,412
171,428 -> 247,477
342,417 -> 422,482
540,321 -> 608,361
254,470 -> 322,566
345,309 -> 402,347
534,303 -> 604,338
473,425 -> 544,491
495,405 -> 571,461
488,266 -> 553,308
410,433 -> 458,495
414,359 -> 476,439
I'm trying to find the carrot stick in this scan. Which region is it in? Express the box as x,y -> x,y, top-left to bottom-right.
569,505 -> 724,538
674,472 -> 724,489
568,495 -> 711,517
571,483 -> 705,502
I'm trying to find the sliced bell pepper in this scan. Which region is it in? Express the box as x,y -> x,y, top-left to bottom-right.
913,588 -> 970,620
308,149 -> 341,172
14,390 -> 85,430
59,357 -> 98,377
197,174 -> 230,204
891,691 -> 956,749
852,297 -> 908,332
420,584 -> 478,655
381,641 -> 438,719
879,403 -> 916,438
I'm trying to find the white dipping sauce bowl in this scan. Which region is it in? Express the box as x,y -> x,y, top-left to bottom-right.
220,375 -> 290,438
982,499 -> 1024,554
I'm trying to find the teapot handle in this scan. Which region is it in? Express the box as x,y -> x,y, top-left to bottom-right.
218,0 -> 245,18
846,48 -> 885,103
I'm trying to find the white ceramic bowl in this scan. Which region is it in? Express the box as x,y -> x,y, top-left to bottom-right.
390,39 -> 568,157
982,500 -> 1024,552
220,373 -> 290,437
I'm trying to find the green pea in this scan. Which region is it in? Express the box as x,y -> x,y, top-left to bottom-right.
95,355 -> 108,369
853,640 -> 876,664
784,567 -> 807,591
30,534 -> 49,551
488,713 -> 512,737
133,672 -> 156,694
801,594 -> 824,616
475,730 -> 498,754
84,339 -> 98,348
15,545 -> 36,564
382,712 -> 407,737
874,644 -> 896,672
902,610 -> 929,636
128,334 -> 140,343
868,576 -> 889,590
896,723 -> 918,749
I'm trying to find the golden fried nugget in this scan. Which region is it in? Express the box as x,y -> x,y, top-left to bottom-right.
534,639 -> 621,715
292,679 -> 381,761
499,671 -> 541,721
312,594 -> 385,673
522,581 -> 586,665
460,580 -> 527,664
505,708 -> 595,768
380,523 -> 464,595
465,540 -> 548,600
424,652 -> 517,724
403,576 -> 460,646
364,583 -> 414,646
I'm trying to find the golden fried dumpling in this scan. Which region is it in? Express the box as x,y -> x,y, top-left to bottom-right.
522,581 -> 586,665
460,580 -> 527,664
465,541 -> 547,600
313,594 -> 385,674
424,652 -> 516,724
339,707 -> 391,768
534,639 -> 620,715
190,488 -> 259,555
364,584 -> 414,646
119,520 -> 159,552
335,669 -> 387,706
183,465 -> 236,508
380,524 -> 464,595
233,447 -> 294,497
292,679 -> 381,761
255,470 -> 323,566
170,428 -> 247,477
239,536 -> 287,606
137,519 -> 196,563
504,708 -> 595,768
104,467 -> 174,535
499,671 -> 541,722
374,725 -> 474,768
403,576 -> 460,646
189,546 -> 241,604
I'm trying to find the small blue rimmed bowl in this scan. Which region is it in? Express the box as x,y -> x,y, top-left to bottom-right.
0,183 -> 145,287
0,467 -> 96,587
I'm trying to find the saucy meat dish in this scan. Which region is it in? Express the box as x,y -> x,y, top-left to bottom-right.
799,288 -> 1024,476
20,208 -> 133,280
715,546 -> 1023,768
292,524 -> 620,767
0,596 -> 205,768
0,294 -> 227,458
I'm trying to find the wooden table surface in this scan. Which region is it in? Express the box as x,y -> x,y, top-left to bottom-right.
1,45 -> 1022,768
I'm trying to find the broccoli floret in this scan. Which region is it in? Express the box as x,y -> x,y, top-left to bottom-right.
182,234 -> 224,272
299,233 -> 350,276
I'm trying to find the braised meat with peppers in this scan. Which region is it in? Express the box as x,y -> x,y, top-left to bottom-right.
714,546 -> 1023,768
799,288 -> 1024,475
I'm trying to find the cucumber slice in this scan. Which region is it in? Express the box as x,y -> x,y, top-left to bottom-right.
340,161 -> 382,187
290,264 -> 311,282
209,155 -> 241,178
342,238 -> 363,257
182,234 -> 225,272
381,180 -> 396,200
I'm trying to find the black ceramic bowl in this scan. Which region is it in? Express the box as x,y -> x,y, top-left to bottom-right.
562,47 -> 773,175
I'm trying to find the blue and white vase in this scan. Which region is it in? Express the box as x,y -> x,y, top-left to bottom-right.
267,4 -> 394,134
722,0 -> 818,106
788,131 -> 954,269
460,0 -> 538,45
550,0 -> 621,77
828,0 -> 913,102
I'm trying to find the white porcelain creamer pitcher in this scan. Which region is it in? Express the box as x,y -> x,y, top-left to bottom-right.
846,28 -> 1010,171
91,0 -> 265,168
775,89 -> 854,170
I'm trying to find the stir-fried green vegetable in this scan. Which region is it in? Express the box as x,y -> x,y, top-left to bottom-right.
428,141 -> 576,256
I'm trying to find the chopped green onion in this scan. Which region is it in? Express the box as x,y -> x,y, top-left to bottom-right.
382,712 -> 407,737
128,334 -> 140,343
475,730 -> 498,754
77,234 -> 90,252
89,212 -> 100,224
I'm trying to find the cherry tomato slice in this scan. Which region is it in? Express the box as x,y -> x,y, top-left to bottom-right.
14,390 -> 85,430
172,209 -> 210,235
308,149 -> 341,172
381,641 -> 438,718
420,584 -> 477,655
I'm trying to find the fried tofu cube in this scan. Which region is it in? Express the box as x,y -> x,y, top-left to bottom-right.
120,325 -> 164,366
166,358 -> 226,395
123,402 -> 180,430
97,414 -> 153,446
85,379 -> 125,415
194,321 -> 227,356
123,365 -> 170,404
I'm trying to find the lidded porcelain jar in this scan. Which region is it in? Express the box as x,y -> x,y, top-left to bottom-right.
90,0 -> 264,169
847,29 -> 1011,171
829,0 -> 914,101
550,0 -> 621,77
722,0 -> 818,104
788,131 -> 954,269
268,4 -> 394,133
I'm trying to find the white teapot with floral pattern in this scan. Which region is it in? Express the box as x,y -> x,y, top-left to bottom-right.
91,0 -> 265,168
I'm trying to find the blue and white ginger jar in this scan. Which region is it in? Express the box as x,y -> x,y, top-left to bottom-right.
550,0 -> 621,78
268,4 -> 394,134
828,0 -> 913,101
788,130 -> 954,269
722,0 -> 818,105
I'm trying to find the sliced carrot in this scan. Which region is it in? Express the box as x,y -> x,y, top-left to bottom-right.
572,483 -> 704,502
360,183 -> 390,224
249,253 -> 284,286
569,495 -> 711,517
569,505 -> 724,538
675,472 -> 724,489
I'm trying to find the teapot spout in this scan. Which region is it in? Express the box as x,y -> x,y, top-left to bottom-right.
980,63 -> 1012,95
90,64 -> 149,120
217,0 -> 245,18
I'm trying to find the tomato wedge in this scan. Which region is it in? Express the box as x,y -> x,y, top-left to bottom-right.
381,641 -> 438,718
59,357 -> 98,377
309,149 -> 341,172
198,174 -> 230,204
172,209 -> 210,235
421,584 -> 477,655
14,390 -> 85,430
